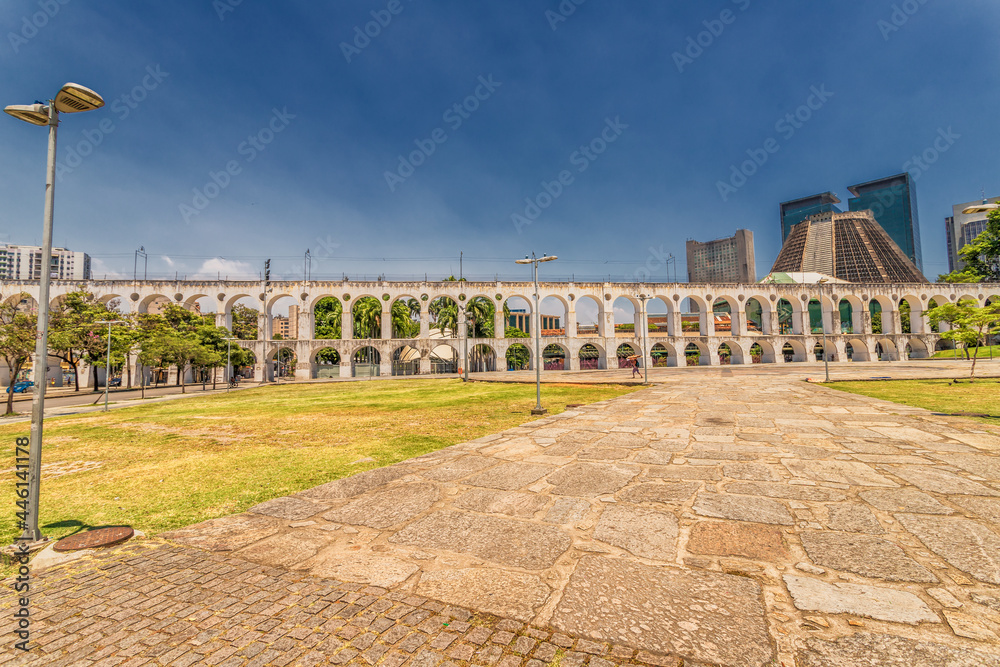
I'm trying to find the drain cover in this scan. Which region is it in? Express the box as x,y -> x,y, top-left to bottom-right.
53,526 -> 134,552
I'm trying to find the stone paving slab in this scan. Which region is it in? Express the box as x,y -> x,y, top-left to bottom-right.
9,364 -> 1000,666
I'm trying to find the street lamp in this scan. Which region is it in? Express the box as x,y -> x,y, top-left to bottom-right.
515,253 -> 557,415
637,294 -> 651,385
134,246 -> 147,281
224,337 -> 236,392
818,278 -> 831,383
6,82 -> 104,543
962,201 -> 998,215
96,320 -> 124,412
458,304 -> 469,382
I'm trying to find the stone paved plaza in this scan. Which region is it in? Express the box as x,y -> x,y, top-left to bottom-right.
4,362 -> 1000,666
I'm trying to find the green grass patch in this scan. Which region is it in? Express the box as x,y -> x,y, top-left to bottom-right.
931,345 -> 1000,359
0,380 -> 638,551
820,378 -> 1000,422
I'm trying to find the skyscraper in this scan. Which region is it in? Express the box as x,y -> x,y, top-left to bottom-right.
770,210 -> 926,284
686,230 -> 756,283
779,192 -> 842,242
946,197 -> 1000,272
847,173 -> 922,273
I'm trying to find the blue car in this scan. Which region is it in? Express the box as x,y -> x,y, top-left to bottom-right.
6,381 -> 34,394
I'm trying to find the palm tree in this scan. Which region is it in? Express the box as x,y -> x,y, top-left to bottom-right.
314,297 -> 343,339
391,299 -> 419,338
352,297 -> 382,339
466,297 -> 495,338
429,298 -> 458,336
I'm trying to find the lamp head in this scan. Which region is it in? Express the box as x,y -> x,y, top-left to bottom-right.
963,203 -> 998,214
538,255 -> 558,263
54,83 -> 104,113
4,103 -> 49,126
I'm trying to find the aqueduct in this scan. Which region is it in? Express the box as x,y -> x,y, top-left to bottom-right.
0,279 -> 987,384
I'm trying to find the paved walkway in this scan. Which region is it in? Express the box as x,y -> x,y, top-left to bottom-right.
5,365 -> 1000,665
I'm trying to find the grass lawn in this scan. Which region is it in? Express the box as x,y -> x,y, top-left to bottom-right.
821,378 -> 1000,422
0,379 -> 639,551
931,345 -> 1000,359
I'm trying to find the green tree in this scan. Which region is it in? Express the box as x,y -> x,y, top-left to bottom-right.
466,297 -> 495,338
231,303 -> 259,340
0,299 -> 37,416
314,297 -> 343,340
47,291 -> 118,392
352,297 -> 382,339
928,299 -> 1000,378
391,299 -> 419,338
429,298 -> 457,336
939,209 -> 1000,282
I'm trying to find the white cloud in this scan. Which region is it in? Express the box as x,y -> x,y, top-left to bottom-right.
90,258 -> 127,280
192,257 -> 256,280
163,256 -> 175,267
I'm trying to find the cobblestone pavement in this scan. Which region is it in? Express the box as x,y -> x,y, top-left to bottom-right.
5,363 -> 1000,666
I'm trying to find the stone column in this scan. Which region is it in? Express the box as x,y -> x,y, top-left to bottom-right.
342,306 -> 353,340
861,308 -> 872,335
294,361 -> 312,381
419,356 -> 431,374
762,308 -> 776,335
420,308 -> 430,338
339,362 -> 352,378
669,310 -> 682,337
565,308 -> 577,340
257,309 -> 268,341
298,307 -> 314,341
215,312 -> 226,328
382,308 -> 392,340
910,306 -> 924,334
830,308 -> 841,336
494,308 -> 505,339
600,308 -> 613,338
702,309 -> 715,336
887,307 -> 901,336
731,310 -> 746,337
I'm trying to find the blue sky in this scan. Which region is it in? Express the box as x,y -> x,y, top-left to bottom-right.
1,0 -> 998,286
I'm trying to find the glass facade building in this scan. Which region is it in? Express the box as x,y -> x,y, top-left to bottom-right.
780,193 -> 842,242
847,173 -> 922,273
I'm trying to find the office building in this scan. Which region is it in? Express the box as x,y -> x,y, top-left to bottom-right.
508,309 -> 560,334
946,197 -> 1000,272
780,192 -> 842,242
0,244 -> 91,280
272,305 -> 299,339
847,173 -> 922,272
686,230 -> 756,283
770,210 -> 927,283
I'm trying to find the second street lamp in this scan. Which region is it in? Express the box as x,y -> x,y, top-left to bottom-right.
637,294 -> 651,385
515,253 -> 557,415
224,337 -> 237,391
6,82 -> 104,543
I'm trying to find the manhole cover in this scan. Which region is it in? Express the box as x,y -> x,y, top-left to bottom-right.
53,526 -> 134,552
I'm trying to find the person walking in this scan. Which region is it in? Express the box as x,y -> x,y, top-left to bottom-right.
630,355 -> 641,378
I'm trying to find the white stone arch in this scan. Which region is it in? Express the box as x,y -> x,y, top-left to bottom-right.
683,341 -> 710,366
906,337 -> 931,360
719,340 -> 748,365
845,338 -> 873,362
542,341 -> 569,371
780,339 -> 808,363
539,294 -> 569,337
577,341 -> 606,370
183,292 -> 210,311
138,293 -> 171,314
876,337 -> 899,361
468,342 -> 498,372
749,339 -> 776,364
650,341 -> 677,367
504,340 -> 533,371
573,294 -> 604,336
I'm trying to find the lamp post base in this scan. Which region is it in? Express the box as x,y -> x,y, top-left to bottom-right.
530,408 -> 548,416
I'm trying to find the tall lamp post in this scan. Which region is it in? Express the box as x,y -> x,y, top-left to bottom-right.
224,337 -> 236,391
637,294 -> 651,385
6,83 -> 104,543
134,246 -> 147,281
458,304 -> 469,382
96,320 -> 124,411
817,278 -> 831,383
515,253 -> 557,415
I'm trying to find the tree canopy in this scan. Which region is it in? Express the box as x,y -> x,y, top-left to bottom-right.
939,209 -> 1000,283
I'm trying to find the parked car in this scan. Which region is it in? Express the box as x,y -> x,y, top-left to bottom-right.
6,381 -> 34,394
109,377 -> 122,387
